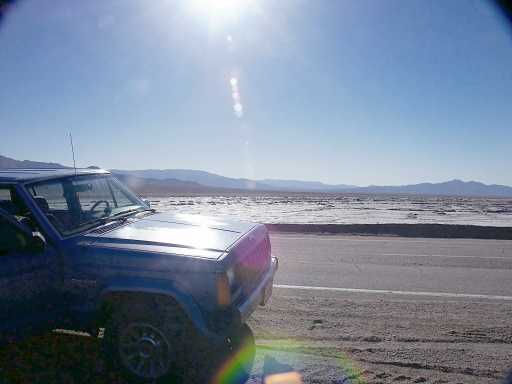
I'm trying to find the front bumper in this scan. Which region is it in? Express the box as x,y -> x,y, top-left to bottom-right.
238,255 -> 278,323
204,256 -> 278,341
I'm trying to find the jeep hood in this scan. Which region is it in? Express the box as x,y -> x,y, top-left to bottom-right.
83,212 -> 258,259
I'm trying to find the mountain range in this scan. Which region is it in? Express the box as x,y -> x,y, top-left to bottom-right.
0,154 -> 68,169
2,154 -> 512,197
111,169 -> 356,192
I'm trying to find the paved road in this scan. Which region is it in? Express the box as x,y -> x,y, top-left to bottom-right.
269,234 -> 512,299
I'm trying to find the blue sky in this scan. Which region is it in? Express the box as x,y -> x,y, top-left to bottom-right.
1,0 -> 511,186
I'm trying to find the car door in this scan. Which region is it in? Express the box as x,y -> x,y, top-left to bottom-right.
0,211 -> 61,335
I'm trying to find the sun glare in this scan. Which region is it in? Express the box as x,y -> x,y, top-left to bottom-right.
188,0 -> 253,27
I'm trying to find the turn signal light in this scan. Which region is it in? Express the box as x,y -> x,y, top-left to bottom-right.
217,274 -> 231,306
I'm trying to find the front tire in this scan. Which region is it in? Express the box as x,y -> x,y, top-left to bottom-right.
102,295 -> 190,383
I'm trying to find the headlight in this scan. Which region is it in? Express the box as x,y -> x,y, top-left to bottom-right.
217,267 -> 238,306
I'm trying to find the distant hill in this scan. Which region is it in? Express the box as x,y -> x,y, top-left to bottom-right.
260,179 -> 356,191
0,154 -> 67,169
112,169 -> 355,192
346,179 -> 512,197
115,174 -> 235,195
111,169 -> 274,190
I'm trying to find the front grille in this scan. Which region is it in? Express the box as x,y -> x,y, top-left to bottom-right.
233,235 -> 271,298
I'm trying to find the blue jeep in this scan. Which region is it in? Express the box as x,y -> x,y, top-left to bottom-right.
0,168 -> 278,382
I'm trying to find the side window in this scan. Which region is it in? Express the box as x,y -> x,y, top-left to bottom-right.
30,181 -> 68,211
0,218 -> 27,256
0,186 -> 31,217
29,180 -> 73,232
0,187 -> 11,200
0,186 -> 16,215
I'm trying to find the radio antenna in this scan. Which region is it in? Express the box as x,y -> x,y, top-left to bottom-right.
69,132 -> 77,175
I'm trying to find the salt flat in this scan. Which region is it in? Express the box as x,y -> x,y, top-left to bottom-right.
147,194 -> 512,226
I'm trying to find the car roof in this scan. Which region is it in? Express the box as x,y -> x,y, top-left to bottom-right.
0,168 -> 110,183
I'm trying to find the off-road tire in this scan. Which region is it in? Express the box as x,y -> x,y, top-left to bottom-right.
102,294 -> 192,383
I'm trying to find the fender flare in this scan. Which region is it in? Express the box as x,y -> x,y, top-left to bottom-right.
97,278 -> 214,339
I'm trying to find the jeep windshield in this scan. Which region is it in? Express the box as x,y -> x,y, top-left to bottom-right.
26,174 -> 148,236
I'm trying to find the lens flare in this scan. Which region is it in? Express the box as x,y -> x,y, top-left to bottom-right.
229,76 -> 244,118
213,340 -> 255,384
257,339 -> 368,384
265,371 -> 303,384
233,102 -> 244,117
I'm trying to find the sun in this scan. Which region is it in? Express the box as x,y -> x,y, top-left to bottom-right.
188,0 -> 253,27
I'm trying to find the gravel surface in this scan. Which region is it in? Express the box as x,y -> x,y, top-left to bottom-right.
248,289 -> 512,383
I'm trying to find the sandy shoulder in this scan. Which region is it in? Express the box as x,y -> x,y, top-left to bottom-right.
248,289 -> 512,383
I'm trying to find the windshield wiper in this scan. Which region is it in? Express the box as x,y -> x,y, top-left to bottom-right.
71,207 -> 155,235
78,214 -> 127,230
103,206 -> 154,222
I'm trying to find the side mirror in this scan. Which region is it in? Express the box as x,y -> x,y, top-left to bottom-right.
142,199 -> 151,208
29,232 -> 46,253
